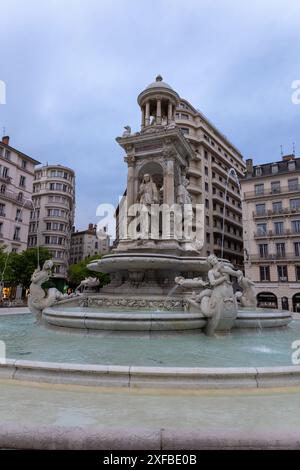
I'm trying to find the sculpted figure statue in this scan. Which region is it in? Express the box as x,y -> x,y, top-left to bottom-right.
235,276 -> 256,308
28,260 -> 67,321
75,277 -> 100,293
122,125 -> 131,137
175,254 -> 243,335
177,173 -> 192,205
138,174 -> 159,205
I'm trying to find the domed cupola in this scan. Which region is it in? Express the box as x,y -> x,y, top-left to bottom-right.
137,75 -> 180,129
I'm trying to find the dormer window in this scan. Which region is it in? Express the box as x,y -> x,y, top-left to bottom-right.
288,160 -> 296,171
271,164 -> 278,174
255,166 -> 262,176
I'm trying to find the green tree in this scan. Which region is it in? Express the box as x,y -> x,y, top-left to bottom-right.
68,255 -> 110,287
0,247 -> 52,289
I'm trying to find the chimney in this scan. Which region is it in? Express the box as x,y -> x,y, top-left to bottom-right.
282,154 -> 295,161
88,223 -> 94,231
2,136 -> 9,145
246,158 -> 253,174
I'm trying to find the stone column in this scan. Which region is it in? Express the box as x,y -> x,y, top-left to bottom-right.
145,101 -> 150,126
124,156 -> 136,238
163,156 -> 175,239
168,102 -> 173,123
163,157 -> 175,206
156,99 -> 161,125
141,105 -> 145,128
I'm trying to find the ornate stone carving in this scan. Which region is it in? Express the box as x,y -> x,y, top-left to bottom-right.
84,296 -> 183,310
138,174 -> 159,205
75,277 -> 100,293
175,254 -> 243,335
28,260 -> 68,320
122,125 -> 131,137
124,155 -> 136,165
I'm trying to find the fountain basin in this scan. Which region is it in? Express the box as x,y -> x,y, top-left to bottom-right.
43,307 -> 207,331
42,302 -> 292,332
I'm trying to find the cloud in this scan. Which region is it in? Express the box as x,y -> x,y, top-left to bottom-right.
0,0 -> 299,228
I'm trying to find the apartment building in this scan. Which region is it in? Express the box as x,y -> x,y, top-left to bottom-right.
242,154 -> 300,311
28,164 -> 75,281
70,224 -> 111,265
0,135 -> 40,252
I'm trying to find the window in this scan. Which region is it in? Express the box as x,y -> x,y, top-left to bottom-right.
288,161 -> 296,171
205,199 -> 209,209
255,167 -> 262,176
205,182 -> 209,191
180,127 -> 189,135
290,199 -> 300,211
296,266 -> 300,281
18,192 -> 23,202
15,209 -> 22,222
292,220 -> 300,233
288,178 -> 299,191
295,242 -> 300,257
272,201 -> 282,213
277,265 -> 288,282
2,167 -> 9,178
257,223 -> 267,235
271,181 -> 280,194
256,203 -> 266,215
13,227 -> 21,241
21,160 -> 27,170
259,244 -> 268,258
19,175 -> 26,187
0,203 -> 5,217
260,266 -> 270,281
276,243 -> 285,258
0,184 -> 6,194
274,221 -> 284,235
271,164 -> 278,174
205,167 -> 208,176
0,222 -> 3,235
255,184 -> 264,195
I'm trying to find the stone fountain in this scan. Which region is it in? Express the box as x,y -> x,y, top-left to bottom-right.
28,76 -> 292,335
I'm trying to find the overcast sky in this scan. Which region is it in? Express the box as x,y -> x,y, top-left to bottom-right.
0,0 -> 299,230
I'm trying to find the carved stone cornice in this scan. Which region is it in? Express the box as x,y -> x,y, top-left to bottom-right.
124,155 -> 136,166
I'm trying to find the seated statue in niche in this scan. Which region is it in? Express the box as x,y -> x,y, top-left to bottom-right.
138,174 -> 159,206
175,254 -> 244,335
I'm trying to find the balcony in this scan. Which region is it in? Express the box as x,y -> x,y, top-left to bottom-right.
0,190 -> 32,208
213,210 -> 242,228
212,193 -> 242,215
0,175 -> 12,184
254,229 -> 300,239
253,207 -> 300,218
250,253 -> 300,262
245,185 -> 300,200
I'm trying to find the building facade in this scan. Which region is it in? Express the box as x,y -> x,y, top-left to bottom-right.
0,136 -> 40,252
242,154 -> 300,312
28,164 -> 75,280
116,76 -> 245,267
70,224 -> 111,265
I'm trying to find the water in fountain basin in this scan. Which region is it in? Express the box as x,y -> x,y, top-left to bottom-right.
162,284 -> 179,311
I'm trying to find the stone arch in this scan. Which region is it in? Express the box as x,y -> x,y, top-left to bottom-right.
137,161 -> 164,199
292,293 -> 300,312
257,292 -> 278,309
